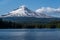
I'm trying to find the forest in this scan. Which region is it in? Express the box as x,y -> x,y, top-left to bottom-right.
0,18 -> 60,29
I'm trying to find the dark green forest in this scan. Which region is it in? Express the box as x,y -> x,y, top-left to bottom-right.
0,18 -> 60,29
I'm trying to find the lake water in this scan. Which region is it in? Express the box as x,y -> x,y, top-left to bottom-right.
0,29 -> 60,40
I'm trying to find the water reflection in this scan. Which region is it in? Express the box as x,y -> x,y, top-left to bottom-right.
0,29 -> 60,40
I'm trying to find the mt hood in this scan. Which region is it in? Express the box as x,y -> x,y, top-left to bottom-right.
1,5 -> 52,18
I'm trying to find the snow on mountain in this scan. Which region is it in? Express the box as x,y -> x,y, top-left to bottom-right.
1,5 -> 52,18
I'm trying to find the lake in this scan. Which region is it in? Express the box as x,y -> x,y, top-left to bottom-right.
0,29 -> 60,40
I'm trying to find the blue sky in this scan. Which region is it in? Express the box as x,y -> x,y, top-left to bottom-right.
0,0 -> 60,15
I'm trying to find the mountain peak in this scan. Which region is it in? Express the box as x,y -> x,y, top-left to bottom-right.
19,5 -> 27,9
1,5 -> 52,18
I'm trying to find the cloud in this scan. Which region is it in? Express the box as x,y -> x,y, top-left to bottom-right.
36,7 -> 60,13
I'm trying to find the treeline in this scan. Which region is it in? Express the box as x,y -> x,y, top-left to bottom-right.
0,18 -> 60,29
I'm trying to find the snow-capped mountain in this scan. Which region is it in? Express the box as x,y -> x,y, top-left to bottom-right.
1,5 -> 52,18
